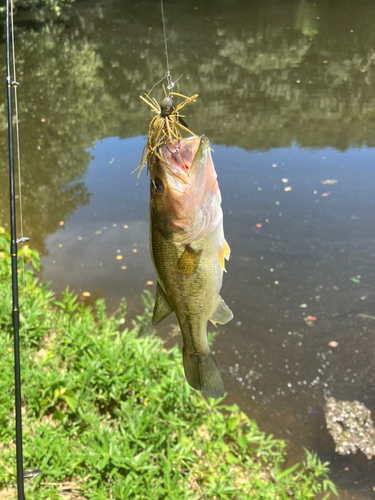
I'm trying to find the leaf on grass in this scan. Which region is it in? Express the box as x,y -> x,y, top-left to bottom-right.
227,417 -> 238,432
226,404 -> 240,412
245,435 -> 263,443
328,481 -> 339,496
237,435 -> 248,450
63,395 -> 78,412
277,462 -> 300,479
98,456 -> 109,471
226,452 -> 237,464
52,411 -> 66,421
88,440 -> 106,455
280,489 -> 289,500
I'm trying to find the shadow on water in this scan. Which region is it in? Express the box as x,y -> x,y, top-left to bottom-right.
1,0 -> 375,497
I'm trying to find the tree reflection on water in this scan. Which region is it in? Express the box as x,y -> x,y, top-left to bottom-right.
0,0 -> 374,250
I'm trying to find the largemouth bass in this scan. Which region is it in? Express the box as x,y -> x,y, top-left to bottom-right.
149,136 -> 233,399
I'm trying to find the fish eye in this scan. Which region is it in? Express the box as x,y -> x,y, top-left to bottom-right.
154,178 -> 164,193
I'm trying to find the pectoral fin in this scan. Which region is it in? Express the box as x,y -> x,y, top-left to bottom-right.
209,296 -> 234,326
218,239 -> 231,272
177,245 -> 202,275
152,283 -> 173,325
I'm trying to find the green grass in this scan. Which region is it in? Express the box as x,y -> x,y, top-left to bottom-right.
0,226 -> 337,499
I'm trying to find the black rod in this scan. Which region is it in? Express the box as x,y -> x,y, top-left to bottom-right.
5,1 -> 26,498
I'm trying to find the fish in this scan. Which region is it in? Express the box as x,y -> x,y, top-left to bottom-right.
149,136 -> 233,399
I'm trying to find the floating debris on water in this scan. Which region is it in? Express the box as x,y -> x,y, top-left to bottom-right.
321,179 -> 338,185
358,313 -> 375,320
304,315 -> 317,326
325,397 -> 375,457
328,341 -> 339,347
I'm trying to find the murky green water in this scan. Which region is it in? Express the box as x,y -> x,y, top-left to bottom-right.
1,0 -> 375,497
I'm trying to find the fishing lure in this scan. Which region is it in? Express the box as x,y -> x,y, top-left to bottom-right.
136,86 -> 198,177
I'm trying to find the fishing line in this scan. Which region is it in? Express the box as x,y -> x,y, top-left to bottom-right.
10,0 -> 22,234
146,1 -> 185,99
148,72 -> 168,95
148,72 -> 183,96
160,0 -> 172,88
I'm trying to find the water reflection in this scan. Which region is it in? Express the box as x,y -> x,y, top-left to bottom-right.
41,137 -> 153,311
1,0 -> 374,248
1,0 -> 375,498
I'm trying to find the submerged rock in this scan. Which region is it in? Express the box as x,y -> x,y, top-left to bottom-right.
325,397 -> 375,457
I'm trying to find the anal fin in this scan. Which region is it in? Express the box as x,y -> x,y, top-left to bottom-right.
209,296 -> 234,326
152,283 -> 173,325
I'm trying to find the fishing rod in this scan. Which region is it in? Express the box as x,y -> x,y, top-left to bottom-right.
5,0 -> 25,496
5,1 -> 41,497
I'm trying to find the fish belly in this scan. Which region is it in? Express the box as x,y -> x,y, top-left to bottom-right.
150,223 -> 226,398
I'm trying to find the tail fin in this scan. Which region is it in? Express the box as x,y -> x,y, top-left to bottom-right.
183,350 -> 225,399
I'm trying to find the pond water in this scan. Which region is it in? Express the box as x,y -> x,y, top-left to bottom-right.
1,0 -> 375,497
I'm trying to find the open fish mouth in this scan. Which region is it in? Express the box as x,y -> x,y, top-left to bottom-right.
158,136 -> 209,182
